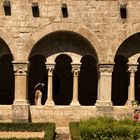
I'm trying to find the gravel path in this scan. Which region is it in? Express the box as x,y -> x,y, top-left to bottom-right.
0,132 -> 45,138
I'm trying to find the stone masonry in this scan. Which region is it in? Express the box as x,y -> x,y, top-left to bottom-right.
0,0 -> 140,127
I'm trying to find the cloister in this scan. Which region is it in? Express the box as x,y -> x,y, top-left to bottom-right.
0,27 -> 140,126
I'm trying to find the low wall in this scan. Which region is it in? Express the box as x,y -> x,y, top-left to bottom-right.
0,105 -> 12,122
30,105 -> 134,127
0,105 -> 134,126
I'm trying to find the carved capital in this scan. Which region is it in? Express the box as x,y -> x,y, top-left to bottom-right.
12,61 -> 29,76
99,64 -> 114,74
71,63 -> 81,76
128,64 -> 138,73
45,63 -> 55,76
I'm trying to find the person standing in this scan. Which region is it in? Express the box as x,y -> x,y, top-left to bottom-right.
133,109 -> 139,123
34,83 -> 44,106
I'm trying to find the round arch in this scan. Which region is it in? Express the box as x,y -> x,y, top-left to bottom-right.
53,54 -> 73,105
28,30 -> 99,106
0,38 -> 14,104
112,32 -> 140,61
24,22 -> 103,62
0,28 -> 15,60
112,32 -> 140,105
79,55 -> 98,105
47,52 -> 82,64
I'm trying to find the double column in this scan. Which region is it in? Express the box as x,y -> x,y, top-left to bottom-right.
45,62 -> 81,106
12,61 -> 29,122
126,63 -> 138,105
70,63 -> 81,106
96,63 -> 114,106
45,63 -> 55,106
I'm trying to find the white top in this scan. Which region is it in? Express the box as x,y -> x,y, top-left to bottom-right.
35,90 -> 42,106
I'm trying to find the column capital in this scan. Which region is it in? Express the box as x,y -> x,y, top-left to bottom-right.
12,61 -> 29,76
45,62 -> 55,76
128,63 -> 138,73
71,63 -> 81,76
99,63 -> 114,74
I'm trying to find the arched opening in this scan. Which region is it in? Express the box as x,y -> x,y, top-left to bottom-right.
79,55 -> 98,105
0,38 -> 14,104
53,54 -> 73,105
112,55 -> 129,105
113,32 -> 140,105
135,57 -> 140,103
28,31 -> 98,106
0,54 -> 14,104
28,54 -> 47,105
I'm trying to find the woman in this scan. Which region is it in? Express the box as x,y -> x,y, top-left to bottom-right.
34,83 -> 44,106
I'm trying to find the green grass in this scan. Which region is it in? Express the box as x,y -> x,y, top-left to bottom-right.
69,117 -> 140,140
0,123 -> 55,140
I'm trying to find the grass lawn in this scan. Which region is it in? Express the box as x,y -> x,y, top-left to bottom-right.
69,117 -> 140,140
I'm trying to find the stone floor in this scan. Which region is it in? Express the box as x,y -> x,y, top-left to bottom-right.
55,127 -> 71,140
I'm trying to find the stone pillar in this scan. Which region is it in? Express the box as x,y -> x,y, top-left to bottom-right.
70,63 -> 81,106
126,64 -> 138,106
12,61 -> 29,122
45,63 -> 55,106
96,64 -> 114,106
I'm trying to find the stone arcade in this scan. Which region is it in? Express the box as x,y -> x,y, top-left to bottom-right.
0,0 -> 140,127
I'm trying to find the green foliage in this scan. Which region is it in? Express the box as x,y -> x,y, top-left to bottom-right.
69,117 -> 140,140
69,122 -> 81,140
131,100 -> 140,107
0,123 -> 55,140
44,123 -> 55,140
0,123 -> 48,131
0,138 -> 44,140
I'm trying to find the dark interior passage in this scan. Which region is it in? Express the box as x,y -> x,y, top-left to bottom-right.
79,55 -> 98,105
28,54 -> 47,105
112,55 -> 129,105
135,58 -> 140,103
0,54 -> 14,104
53,54 -> 73,105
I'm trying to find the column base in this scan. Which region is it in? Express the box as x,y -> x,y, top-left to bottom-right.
12,100 -> 29,123
125,100 -> 133,106
45,100 -> 55,107
13,100 -> 29,105
70,101 -> 80,107
95,100 -> 113,106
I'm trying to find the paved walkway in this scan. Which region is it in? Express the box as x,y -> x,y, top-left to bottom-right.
0,132 -> 45,138
55,127 -> 71,140
0,127 -> 71,139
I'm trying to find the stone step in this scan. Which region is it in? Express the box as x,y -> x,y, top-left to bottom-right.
55,127 -> 71,140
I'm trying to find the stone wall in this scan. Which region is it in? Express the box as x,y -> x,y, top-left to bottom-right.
0,105 -> 12,122
0,0 -> 139,126
0,0 -> 139,63
30,106 -> 134,127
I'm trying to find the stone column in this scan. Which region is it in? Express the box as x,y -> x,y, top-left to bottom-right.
70,63 -> 81,106
45,63 -> 55,106
126,64 -> 138,106
12,61 -> 29,122
96,64 -> 114,106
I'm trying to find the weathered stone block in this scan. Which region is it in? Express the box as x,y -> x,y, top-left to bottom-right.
12,104 -> 29,122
